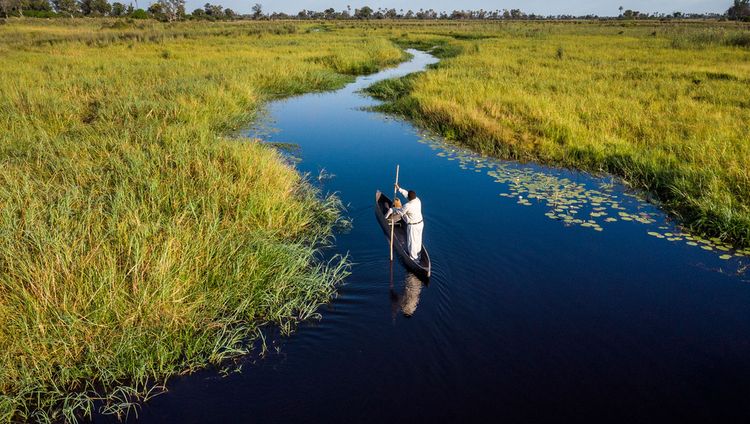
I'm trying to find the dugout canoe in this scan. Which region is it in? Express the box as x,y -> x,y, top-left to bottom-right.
375,190 -> 431,278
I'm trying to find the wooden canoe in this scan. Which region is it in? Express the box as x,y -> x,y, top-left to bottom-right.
375,190 -> 431,278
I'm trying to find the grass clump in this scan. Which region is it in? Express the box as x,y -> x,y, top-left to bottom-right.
669,27 -> 750,48
308,37 -> 407,74
369,21 -> 750,247
0,19 -> 405,421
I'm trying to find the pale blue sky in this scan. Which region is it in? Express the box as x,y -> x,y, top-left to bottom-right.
180,0 -> 731,16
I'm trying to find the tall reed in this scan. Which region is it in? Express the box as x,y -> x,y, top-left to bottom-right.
369,21 -> 750,247
0,19 -> 405,421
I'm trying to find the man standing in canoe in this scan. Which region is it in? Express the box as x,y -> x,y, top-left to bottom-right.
386,184 -> 424,261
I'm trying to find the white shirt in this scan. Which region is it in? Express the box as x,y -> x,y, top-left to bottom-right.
396,187 -> 423,224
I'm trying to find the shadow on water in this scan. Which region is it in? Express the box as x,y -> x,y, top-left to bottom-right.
101,50 -> 750,423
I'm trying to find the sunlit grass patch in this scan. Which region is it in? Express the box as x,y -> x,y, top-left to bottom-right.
368,20 -> 750,248
0,18 -> 405,421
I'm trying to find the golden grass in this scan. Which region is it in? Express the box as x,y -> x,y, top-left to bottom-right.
0,18 -> 404,421
4,17 -> 748,421
371,21 -> 750,246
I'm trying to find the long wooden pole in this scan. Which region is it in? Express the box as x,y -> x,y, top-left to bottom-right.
390,164 -> 400,261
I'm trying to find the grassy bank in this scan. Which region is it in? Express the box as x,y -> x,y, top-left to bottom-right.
3,17 -> 749,421
0,19 -> 406,421
368,21 -> 750,247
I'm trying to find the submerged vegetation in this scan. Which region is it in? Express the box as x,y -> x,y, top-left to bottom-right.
0,19 -> 405,421
369,20 -> 750,248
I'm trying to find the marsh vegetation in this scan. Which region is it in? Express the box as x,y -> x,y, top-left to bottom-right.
2,17 -> 749,422
369,20 -> 750,248
0,19 -> 404,422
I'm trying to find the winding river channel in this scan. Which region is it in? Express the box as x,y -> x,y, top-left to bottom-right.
112,50 -> 750,422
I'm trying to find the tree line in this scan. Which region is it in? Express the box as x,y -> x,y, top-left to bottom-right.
1,0 -> 748,22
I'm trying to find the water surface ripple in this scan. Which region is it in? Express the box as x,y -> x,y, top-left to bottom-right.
115,50 -> 750,423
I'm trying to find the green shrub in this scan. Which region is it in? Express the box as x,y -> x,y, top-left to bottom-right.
130,8 -> 149,19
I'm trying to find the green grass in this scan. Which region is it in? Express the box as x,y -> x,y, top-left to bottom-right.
4,17 -> 750,421
0,18 -> 406,422
368,20 -> 750,247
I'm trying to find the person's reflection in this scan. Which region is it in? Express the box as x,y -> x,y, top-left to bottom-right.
390,273 -> 425,318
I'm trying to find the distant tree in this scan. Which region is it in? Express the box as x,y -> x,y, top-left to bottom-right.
25,3 -> 724,21
0,0 -> 23,17
80,0 -> 110,15
203,2 -> 222,17
622,9 -> 638,19
27,0 -> 53,11
450,9 -> 468,19
53,0 -> 78,14
95,0 -> 111,14
109,0 -> 123,14
354,5 -> 371,19
110,0 -> 124,14
130,7 -> 147,17
146,1 -> 161,16
510,8 -> 523,19
157,0 -> 184,21
618,5 -> 623,16
251,2 -> 261,18
727,0 -> 750,20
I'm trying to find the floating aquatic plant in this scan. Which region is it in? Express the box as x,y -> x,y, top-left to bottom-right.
417,132 -> 748,261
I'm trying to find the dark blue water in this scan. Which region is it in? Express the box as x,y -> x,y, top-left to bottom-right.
111,50 -> 750,423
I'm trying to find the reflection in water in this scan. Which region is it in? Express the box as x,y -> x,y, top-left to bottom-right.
113,49 -> 750,424
390,272 -> 425,318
